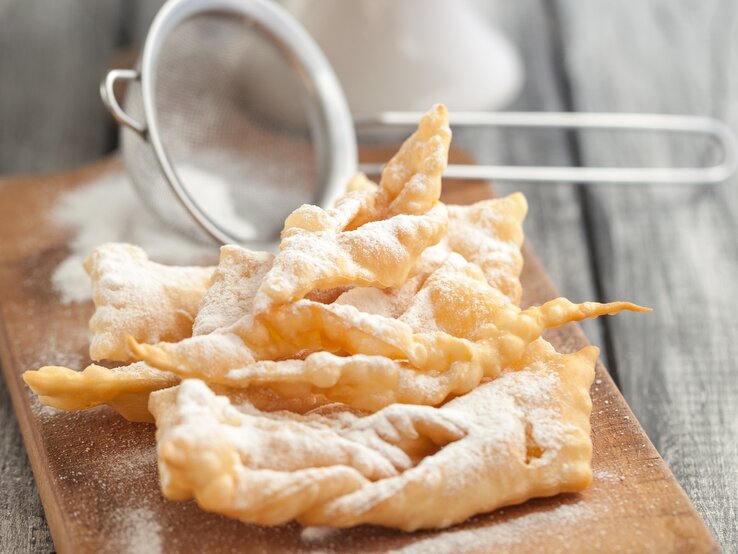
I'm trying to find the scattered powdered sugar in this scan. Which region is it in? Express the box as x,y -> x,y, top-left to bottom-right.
52,256 -> 96,305
393,502 -> 589,553
300,526 -> 341,542
103,441 -> 165,554
119,506 -> 163,554
594,468 -> 625,483
49,160 -> 279,304
51,169 -> 215,303
19,321 -> 89,372
176,165 -> 258,241
446,202 -> 522,301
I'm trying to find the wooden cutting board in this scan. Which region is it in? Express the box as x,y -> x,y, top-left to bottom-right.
0,151 -> 717,553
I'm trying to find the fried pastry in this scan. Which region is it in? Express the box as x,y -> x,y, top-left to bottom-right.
254,201 -> 448,314
349,103 -> 452,226
130,254 -> 646,382
445,194 -> 527,304
22,361 -> 332,422
85,243 -> 213,362
192,245 -> 273,336
253,105 -> 451,313
334,192 -> 527,315
332,274 -> 428,319
129,333 -> 257,380
23,362 -> 178,423
23,103 -> 652,532
345,172 -> 378,194
148,339 -> 597,530
135,349 -> 478,413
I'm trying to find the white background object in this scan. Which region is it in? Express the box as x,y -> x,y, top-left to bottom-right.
281,0 -> 523,113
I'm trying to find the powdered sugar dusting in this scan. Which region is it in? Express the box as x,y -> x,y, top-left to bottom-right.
594,468 -> 625,483
49,165 -> 258,305
300,526 -> 341,542
394,502 -> 589,553
193,245 -> 273,336
120,506 -> 163,554
52,256 -> 96,304
335,276 -> 423,320
446,198 -> 525,303
85,243 -> 213,361
255,202 -> 447,313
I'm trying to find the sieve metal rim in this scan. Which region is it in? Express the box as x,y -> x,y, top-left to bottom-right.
102,0 -> 357,247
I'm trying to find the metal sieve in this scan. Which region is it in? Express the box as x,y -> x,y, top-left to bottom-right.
101,0 -> 355,249
101,0 -> 738,248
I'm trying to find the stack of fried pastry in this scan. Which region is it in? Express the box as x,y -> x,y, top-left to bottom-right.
24,105 -> 648,531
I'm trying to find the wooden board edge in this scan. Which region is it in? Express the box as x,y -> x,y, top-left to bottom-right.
0,312 -> 74,554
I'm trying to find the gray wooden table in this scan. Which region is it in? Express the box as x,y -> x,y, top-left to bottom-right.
1,1 -> 736,552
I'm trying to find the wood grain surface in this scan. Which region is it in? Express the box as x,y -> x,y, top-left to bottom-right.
0,150 -> 717,553
0,0 -> 160,176
551,2 -> 738,547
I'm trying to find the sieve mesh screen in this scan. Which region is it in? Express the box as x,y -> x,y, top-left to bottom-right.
123,13 -> 319,245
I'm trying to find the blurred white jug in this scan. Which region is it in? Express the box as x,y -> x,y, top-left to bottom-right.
280,0 -> 523,113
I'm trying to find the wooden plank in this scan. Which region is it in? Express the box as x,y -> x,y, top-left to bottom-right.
0,379 -> 52,553
0,153 -> 716,553
554,0 -> 738,549
0,0 -> 123,175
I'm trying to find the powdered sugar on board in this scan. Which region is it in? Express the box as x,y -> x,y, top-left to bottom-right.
393,502 -> 591,554
296,501 -> 594,554
48,161 -> 288,305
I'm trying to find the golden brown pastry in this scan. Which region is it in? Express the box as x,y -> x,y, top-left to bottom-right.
23,362 -> 177,422
148,339 -> 597,530
192,245 -> 273,336
85,243 -> 213,362
253,104 -> 451,314
130,253 -> 646,387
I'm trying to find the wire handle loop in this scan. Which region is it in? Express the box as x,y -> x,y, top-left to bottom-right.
355,111 -> 738,184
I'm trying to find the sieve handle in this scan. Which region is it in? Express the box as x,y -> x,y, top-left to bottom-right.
355,112 -> 738,185
100,69 -> 147,138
